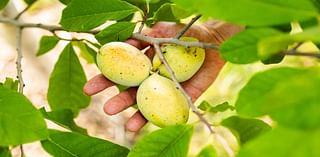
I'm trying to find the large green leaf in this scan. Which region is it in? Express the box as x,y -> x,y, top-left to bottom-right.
196,145 -> 217,157
173,0 -> 318,26
47,43 -> 90,115
128,125 -> 193,157
152,3 -> 191,22
60,0 -> 138,31
237,127 -> 320,157
95,22 -> 136,45
36,36 -> 60,56
236,67 -> 320,130
0,0 -> 9,10
220,28 -> 283,64
0,147 -> 11,157
40,108 -> 87,135
258,26 -> 320,60
221,116 -> 272,144
41,130 -> 129,157
0,86 -> 48,146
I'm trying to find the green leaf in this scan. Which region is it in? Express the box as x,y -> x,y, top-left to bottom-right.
24,0 -> 36,5
72,41 -> 97,64
125,0 -> 171,18
222,116 -> 272,144
59,0 -> 71,5
60,0 -> 138,31
236,67 -> 320,129
198,101 -> 235,113
47,43 -> 90,115
258,26 -> 320,60
41,130 -> 129,157
0,77 -> 19,91
173,0 -> 318,26
128,125 -> 193,157
220,28 -> 283,64
0,0 -> 9,10
0,86 -> 48,146
0,147 -> 11,157
95,22 -> 136,45
36,36 -> 59,56
40,108 -> 87,135
196,145 -> 217,157
237,127 -> 320,157
152,3 -> 191,22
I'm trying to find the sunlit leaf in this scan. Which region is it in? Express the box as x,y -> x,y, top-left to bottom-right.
60,0 -> 138,31
0,86 -> 48,146
40,108 -> 87,135
222,116 -> 271,144
220,28 -> 283,64
41,130 -> 129,157
95,22 -> 136,45
236,67 -> 320,129
47,43 -> 90,115
237,127 -> 320,157
128,125 -> 193,157
173,0 -> 318,26
36,36 -> 59,56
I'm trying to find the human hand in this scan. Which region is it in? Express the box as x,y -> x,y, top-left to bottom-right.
83,21 -> 243,132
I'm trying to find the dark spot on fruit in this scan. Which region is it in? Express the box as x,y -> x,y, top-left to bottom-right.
153,87 -> 157,90
176,87 -> 179,89
163,51 -> 167,54
194,54 -> 197,57
145,97 -> 148,100
120,72 -> 122,75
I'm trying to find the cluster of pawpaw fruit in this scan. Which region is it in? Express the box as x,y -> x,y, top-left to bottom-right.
96,37 -> 205,128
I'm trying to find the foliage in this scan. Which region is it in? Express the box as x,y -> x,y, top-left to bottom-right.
0,0 -> 320,156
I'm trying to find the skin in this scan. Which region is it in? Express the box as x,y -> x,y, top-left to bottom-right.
83,21 -> 243,132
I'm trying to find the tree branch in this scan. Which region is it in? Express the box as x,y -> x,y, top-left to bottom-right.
15,26 -> 25,157
283,51 -> 320,58
175,15 -> 202,39
0,17 -> 98,34
132,33 -> 219,49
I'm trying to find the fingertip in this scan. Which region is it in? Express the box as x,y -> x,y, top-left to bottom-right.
126,111 -> 147,132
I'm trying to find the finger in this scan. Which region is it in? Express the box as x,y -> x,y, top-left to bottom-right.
83,74 -> 115,96
126,111 -> 147,132
103,88 -> 137,115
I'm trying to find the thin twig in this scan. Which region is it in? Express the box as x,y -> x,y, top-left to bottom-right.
16,27 -> 24,93
138,8 -> 148,33
283,51 -> 320,58
153,43 -> 214,133
16,26 -> 25,157
0,17 -> 99,34
175,15 -> 202,39
133,33 -> 219,49
14,3 -> 33,20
